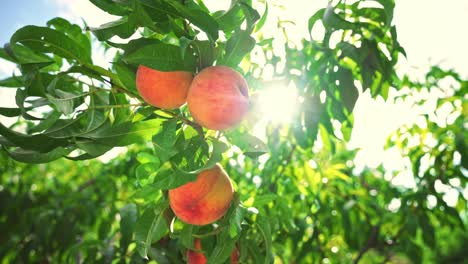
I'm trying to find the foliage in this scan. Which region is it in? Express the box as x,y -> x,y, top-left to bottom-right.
0,0 -> 466,263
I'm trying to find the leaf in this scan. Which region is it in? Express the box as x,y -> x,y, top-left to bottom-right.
322,4 -> 356,31
239,2 -> 260,33
214,3 -> 244,34
123,42 -> 196,71
82,119 -> 164,147
152,165 -> 197,191
89,0 -> 131,16
136,162 -> 160,185
254,2 -> 268,33
135,201 -> 169,259
226,132 -> 267,159
256,215 -> 274,264
207,227 -> 238,264
5,43 -> 54,66
308,9 -> 325,39
75,140 -> 112,157
46,76 -> 85,115
221,30 -> 255,67
191,40 -> 217,69
2,146 -> 73,164
120,203 -> 138,254
0,122 -> 68,152
152,119 -> 178,163
204,139 -> 228,169
0,76 -> 23,88
162,0 -> 219,41
337,67 -> 359,112
114,62 -> 137,93
90,17 -> 137,41
10,25 -> 92,64
0,107 -> 22,117
47,17 -> 92,55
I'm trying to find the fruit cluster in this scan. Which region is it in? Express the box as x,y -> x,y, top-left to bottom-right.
136,65 -> 250,263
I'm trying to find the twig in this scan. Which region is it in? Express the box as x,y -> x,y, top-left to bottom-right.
353,225 -> 380,264
88,103 -> 145,109
160,109 -> 205,138
78,179 -> 96,192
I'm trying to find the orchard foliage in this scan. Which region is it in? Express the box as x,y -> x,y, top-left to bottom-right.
0,0 -> 466,263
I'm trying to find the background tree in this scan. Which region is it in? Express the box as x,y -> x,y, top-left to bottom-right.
0,0 -> 466,263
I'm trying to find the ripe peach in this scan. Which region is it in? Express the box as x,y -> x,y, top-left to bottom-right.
136,65 -> 193,109
187,239 -> 207,264
187,66 -> 249,130
230,246 -> 240,264
168,164 -> 234,226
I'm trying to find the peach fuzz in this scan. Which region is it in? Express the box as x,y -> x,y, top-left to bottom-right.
168,164 -> 234,226
187,238 -> 207,264
187,66 -> 249,130
136,65 -> 193,109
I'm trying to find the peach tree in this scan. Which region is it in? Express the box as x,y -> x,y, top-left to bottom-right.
0,0 -> 466,263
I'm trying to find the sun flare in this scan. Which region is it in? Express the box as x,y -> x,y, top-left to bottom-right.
256,82 -> 298,124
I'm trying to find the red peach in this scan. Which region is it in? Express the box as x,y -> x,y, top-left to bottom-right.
230,246 -> 240,264
168,164 -> 234,226
187,238 -> 207,264
187,66 -> 249,130
136,65 -> 193,109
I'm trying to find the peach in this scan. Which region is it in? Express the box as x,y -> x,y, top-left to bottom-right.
136,65 -> 193,109
230,246 -> 240,264
168,164 -> 234,226
187,66 -> 249,130
187,238 -> 207,264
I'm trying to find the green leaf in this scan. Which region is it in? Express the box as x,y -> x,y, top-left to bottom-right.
207,226 -> 238,264
256,215 -> 274,264
136,162 -> 159,185
0,76 -> 23,88
123,42 -> 196,71
75,140 -> 112,157
337,67 -> 359,112
192,40 -> 218,69
152,164 -> 197,191
2,146 -> 73,164
47,17 -> 91,55
11,25 -> 92,64
82,119 -> 164,146
221,30 -> 255,67
6,44 -> 54,66
114,62 -> 137,93
120,203 -> 138,254
204,139 -> 228,170
0,107 -> 22,117
46,76 -> 85,115
90,17 -> 137,41
152,119 -> 178,163
135,201 -> 169,259
254,2 -> 268,33
89,0 -> 131,16
163,0 -> 219,41
0,122 -> 68,152
226,131 -> 267,159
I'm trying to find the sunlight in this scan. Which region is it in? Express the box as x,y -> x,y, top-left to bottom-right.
256,82 -> 298,124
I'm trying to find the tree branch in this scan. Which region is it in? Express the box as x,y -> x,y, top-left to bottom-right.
353,225 -> 379,264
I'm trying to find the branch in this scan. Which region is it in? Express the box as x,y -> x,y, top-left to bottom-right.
353,225 -> 379,264
160,109 -> 205,138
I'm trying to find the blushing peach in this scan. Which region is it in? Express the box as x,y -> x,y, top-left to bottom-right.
187,238 -> 207,264
230,246 -> 240,264
168,164 -> 234,226
187,66 -> 249,130
136,65 -> 193,109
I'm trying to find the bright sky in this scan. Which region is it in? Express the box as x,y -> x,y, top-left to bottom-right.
0,0 -> 466,203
